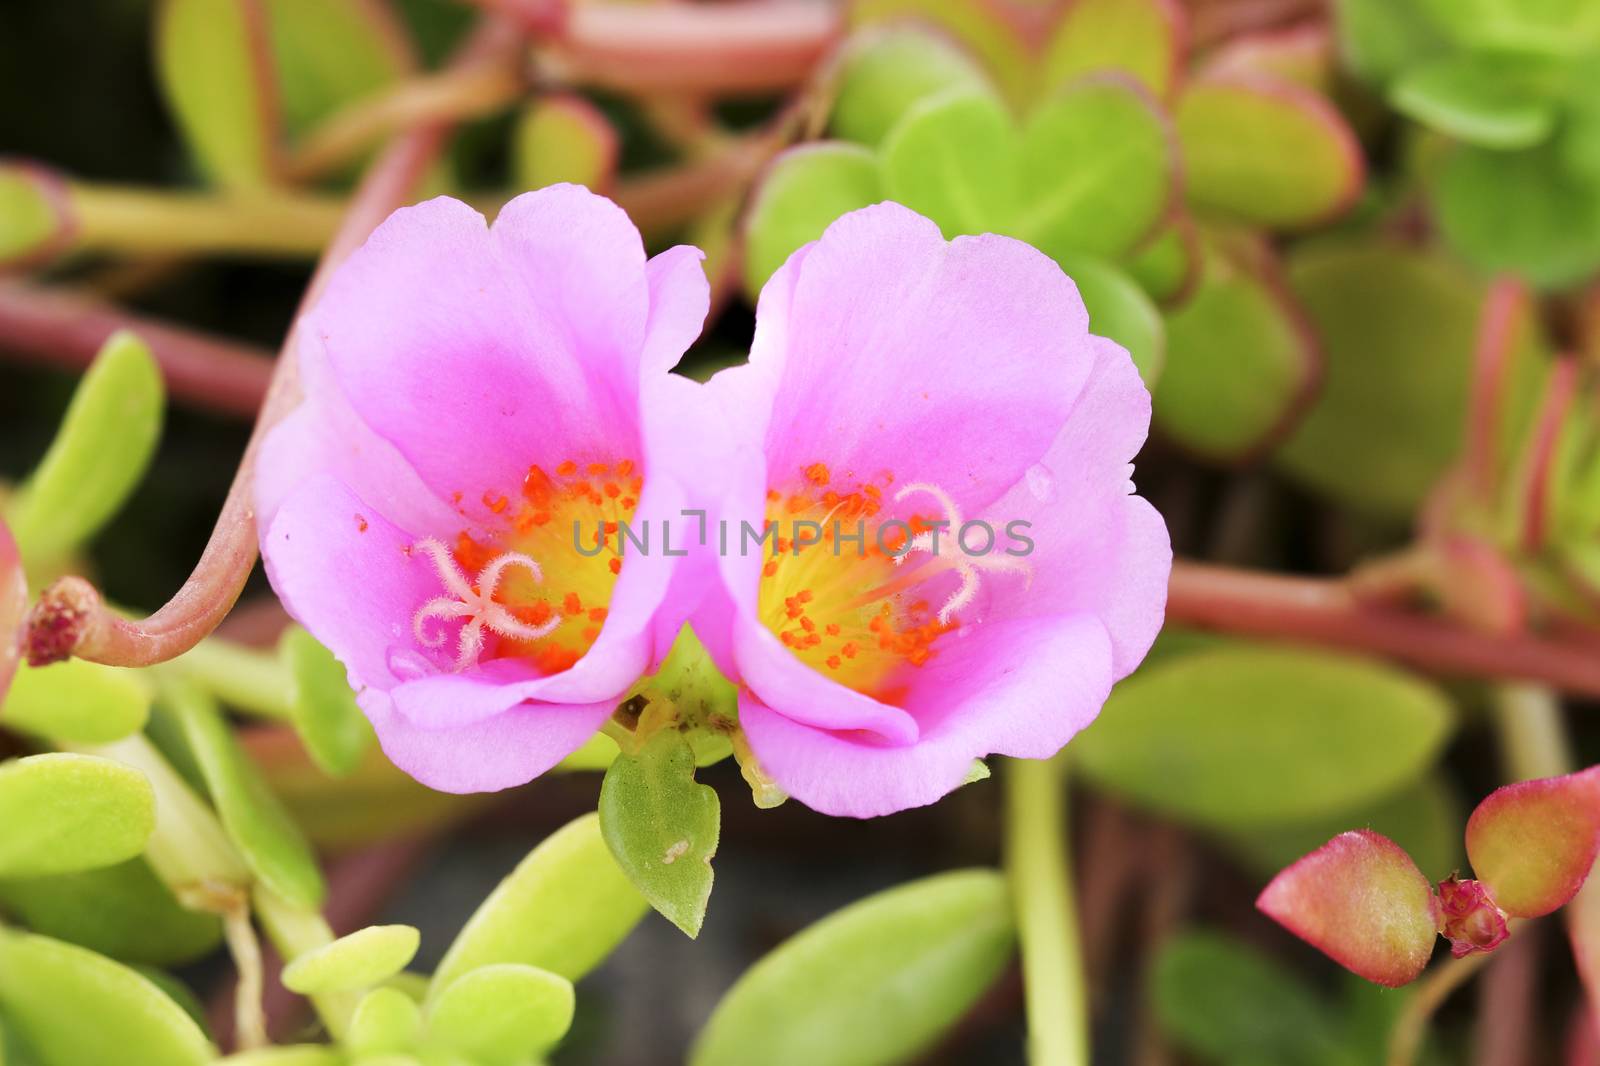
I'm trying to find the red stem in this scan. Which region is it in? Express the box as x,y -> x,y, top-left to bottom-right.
22,19 -> 521,670
0,281 -> 274,419
1167,561 -> 1600,696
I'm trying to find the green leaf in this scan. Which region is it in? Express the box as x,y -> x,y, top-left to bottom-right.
511,94 -> 619,193
0,753 -> 155,877
1153,237 -> 1316,461
429,812 -> 647,998
1333,0 -> 1447,86
6,332 -> 163,572
881,89 -> 1017,239
599,730 -> 720,937
1390,52 -> 1560,149
830,26 -> 990,148
216,1048 -> 345,1066
690,869 -> 1015,1066
170,684 -> 325,908
1416,0 -> 1600,54
1177,77 -> 1363,229
0,859 -> 223,967
1431,141 -> 1600,290
1126,216 -> 1199,304
281,925 -> 420,994
425,964 -> 575,1065
266,0 -> 411,141
1057,254 -> 1164,385
1016,78 -> 1174,260
279,626 -> 372,777
1039,0 -> 1183,99
1,658 -> 150,744
742,142 -> 882,299
154,0 -> 278,187
1278,238 -> 1546,516
1152,930 -> 1347,1066
346,986 -> 421,1057
848,0 -> 1035,103
1072,646 -> 1454,830
0,929 -> 213,1066
0,163 -> 67,268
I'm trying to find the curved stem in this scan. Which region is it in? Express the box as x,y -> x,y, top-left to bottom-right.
1387,951 -> 1496,1066
69,183 -> 345,259
22,19 -> 520,669
222,903 -> 269,1051
1006,756 -> 1089,1066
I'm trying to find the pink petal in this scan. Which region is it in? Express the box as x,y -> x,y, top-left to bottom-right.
0,518 -> 24,700
740,614 -> 1113,817
1467,766 -> 1600,918
1257,829 -> 1440,988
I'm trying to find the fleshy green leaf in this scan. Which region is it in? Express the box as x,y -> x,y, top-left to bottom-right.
155,0 -> 278,187
281,925 -> 420,994
830,26 -> 990,147
266,0 -> 411,141
1126,215 -> 1199,304
512,93 -> 620,193
1431,141 -> 1600,290
1177,76 -> 1363,228
429,812 -> 647,997
1152,929 -> 1346,1065
1416,0 -> 1600,54
848,0 -> 1035,103
880,89 -> 1016,239
1039,0 -> 1183,99
425,964 -> 575,1065
1,659 -> 150,743
346,986 -> 421,1057
0,859 -> 222,967
599,730 -> 720,937
1056,254 -> 1165,385
0,162 -> 68,269
690,870 -> 1015,1066
1016,78 -> 1174,261
1334,0 -> 1447,86
1465,766 -> 1600,918
1390,51 -> 1561,150
1153,236 -> 1316,460
279,626 -> 372,777
1072,646 -> 1454,829
0,753 -> 155,877
170,684 -> 325,908
741,142 -> 882,298
6,331 -> 163,572
1257,830 -> 1440,987
0,929 -> 213,1065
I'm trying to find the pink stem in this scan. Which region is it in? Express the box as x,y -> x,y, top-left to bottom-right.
1465,279 -> 1531,499
22,19 -> 522,670
1520,357 -> 1580,552
0,281 -> 274,419
0,518 -> 24,700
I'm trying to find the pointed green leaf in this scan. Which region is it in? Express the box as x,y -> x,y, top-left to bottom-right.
425,964 -> 575,1064
881,88 -> 1017,239
1016,78 -> 1174,260
1,659 -> 150,744
281,925 -> 420,994
1057,254 -> 1165,385
346,986 -> 421,1057
429,812 -> 646,998
155,0 -> 278,187
6,331 -> 163,572
1154,236 -> 1317,460
599,730 -> 720,937
1177,76 -> 1363,228
691,870 -> 1015,1066
512,93 -> 620,193
1073,646 -> 1454,829
0,859 -> 222,966
742,142 -> 882,298
170,684 -> 325,908
0,754 -> 155,877
267,0 -> 412,141
1040,0 -> 1183,99
830,26 -> 990,147
279,626 -> 372,777
0,929 -> 213,1066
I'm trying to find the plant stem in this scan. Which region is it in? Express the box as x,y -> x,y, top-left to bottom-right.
1005,756 -> 1089,1066
221,903 -> 269,1051
252,884 -> 359,1042
70,183 -> 345,259
0,281 -> 275,419
1387,951 -> 1497,1066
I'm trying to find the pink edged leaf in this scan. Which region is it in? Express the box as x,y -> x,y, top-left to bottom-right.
1466,766 -> 1600,919
0,517 -> 24,701
1257,829 -> 1439,988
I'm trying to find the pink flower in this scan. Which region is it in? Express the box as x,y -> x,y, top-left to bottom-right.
255,186 -> 709,792
686,203 -> 1171,817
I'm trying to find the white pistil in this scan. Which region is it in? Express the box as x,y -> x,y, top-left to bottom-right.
410,538 -> 558,671
894,482 -> 1032,625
